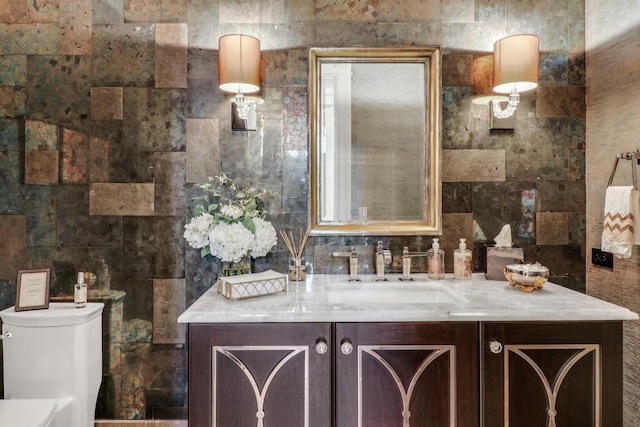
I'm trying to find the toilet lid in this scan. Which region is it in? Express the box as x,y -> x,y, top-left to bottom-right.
0,399 -> 56,427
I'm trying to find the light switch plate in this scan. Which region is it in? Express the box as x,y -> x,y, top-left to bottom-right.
592,247 -> 614,269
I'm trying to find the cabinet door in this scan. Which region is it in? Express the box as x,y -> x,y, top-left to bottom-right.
482,322 -> 623,427
189,323 -> 331,427
335,322 -> 479,427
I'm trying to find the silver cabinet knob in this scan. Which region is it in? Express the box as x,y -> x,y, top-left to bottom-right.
489,340 -> 503,354
341,338 -> 353,355
315,338 -> 328,354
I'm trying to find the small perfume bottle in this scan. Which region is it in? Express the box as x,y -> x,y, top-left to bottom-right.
427,238 -> 445,279
453,238 -> 472,280
74,271 -> 87,308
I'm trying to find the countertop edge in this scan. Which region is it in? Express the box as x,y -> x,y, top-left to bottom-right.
178,274 -> 639,324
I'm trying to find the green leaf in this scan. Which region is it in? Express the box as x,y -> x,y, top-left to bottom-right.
194,205 -> 205,217
200,246 -> 211,257
242,217 -> 256,233
246,199 -> 257,211
208,203 -> 218,213
192,195 -> 209,202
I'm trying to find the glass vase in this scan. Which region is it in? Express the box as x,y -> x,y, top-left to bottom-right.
220,255 -> 251,276
288,256 -> 306,281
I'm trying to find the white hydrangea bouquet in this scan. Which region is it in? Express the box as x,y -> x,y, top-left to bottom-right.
184,173 -> 278,270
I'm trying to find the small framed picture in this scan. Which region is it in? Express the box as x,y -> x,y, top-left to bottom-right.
15,268 -> 51,312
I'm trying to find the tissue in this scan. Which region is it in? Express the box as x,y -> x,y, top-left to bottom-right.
494,224 -> 513,247
485,224 -> 523,280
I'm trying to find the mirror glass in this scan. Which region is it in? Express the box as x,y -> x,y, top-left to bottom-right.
309,48 -> 442,235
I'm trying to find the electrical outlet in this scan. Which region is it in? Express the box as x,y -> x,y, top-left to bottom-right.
592,248 -> 614,269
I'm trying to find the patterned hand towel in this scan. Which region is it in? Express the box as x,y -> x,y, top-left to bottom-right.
601,186 -> 636,258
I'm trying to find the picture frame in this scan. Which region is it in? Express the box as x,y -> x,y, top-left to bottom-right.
15,268 -> 51,312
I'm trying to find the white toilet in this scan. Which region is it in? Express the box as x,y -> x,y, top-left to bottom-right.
0,302 -> 104,427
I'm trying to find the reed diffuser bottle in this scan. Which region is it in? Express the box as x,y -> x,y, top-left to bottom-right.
280,229 -> 310,282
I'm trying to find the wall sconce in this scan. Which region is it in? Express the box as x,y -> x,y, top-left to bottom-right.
473,34 -> 539,129
218,34 -> 261,131
490,34 -> 539,119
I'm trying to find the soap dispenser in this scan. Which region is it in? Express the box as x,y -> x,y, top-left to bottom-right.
426,238 -> 445,279
453,238 -> 472,280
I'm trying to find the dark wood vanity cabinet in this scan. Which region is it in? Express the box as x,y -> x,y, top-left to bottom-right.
188,323 -> 332,427
188,321 -> 623,427
335,322 -> 479,427
188,322 -> 478,427
481,322 -> 623,427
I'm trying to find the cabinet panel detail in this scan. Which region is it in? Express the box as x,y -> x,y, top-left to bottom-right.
213,346 -> 309,427
188,323 -> 331,427
503,344 -> 599,427
336,322 -> 478,427
359,345 -> 456,427
482,321 -> 622,427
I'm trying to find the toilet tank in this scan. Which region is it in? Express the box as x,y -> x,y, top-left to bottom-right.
1,303 -> 104,404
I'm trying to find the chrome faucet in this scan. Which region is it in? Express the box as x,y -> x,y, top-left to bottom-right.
375,241 -> 392,281
400,246 -> 428,281
333,247 -> 360,281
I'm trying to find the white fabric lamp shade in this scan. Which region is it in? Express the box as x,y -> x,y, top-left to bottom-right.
218,34 -> 261,94
493,34 -> 539,94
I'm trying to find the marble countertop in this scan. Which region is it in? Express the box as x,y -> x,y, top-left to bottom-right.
178,273 -> 638,323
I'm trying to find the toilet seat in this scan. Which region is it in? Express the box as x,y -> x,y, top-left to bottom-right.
0,399 -> 57,427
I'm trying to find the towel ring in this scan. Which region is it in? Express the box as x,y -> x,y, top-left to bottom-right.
607,151 -> 639,190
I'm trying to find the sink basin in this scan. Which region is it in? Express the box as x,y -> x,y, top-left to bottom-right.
326,282 -> 459,305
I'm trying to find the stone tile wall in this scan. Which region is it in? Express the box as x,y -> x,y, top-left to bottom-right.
0,0 -> 586,421
585,1 -> 640,425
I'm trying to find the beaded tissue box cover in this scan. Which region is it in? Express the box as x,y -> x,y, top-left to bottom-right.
217,270 -> 287,301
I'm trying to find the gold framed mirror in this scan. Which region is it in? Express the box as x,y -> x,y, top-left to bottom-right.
309,47 -> 442,236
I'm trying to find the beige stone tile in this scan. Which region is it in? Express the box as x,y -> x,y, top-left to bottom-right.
0,23 -> 60,55
0,0 -> 28,23
155,24 -> 188,89
25,120 -> 58,151
89,136 -> 110,182
472,54 -> 493,96
536,212 -> 570,245
124,0 -> 187,23
59,0 -> 91,54
62,128 -> 89,183
442,149 -> 505,182
154,152 -> 186,216
537,85 -> 586,118
442,0 -> 473,23
186,118 -> 219,183
153,278 -> 186,344
91,87 -> 124,120
25,150 -> 59,184
0,87 -> 26,116
0,215 -> 25,280
0,55 -> 27,86
219,0 -> 284,24
89,183 -> 155,216
28,0 -> 59,23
